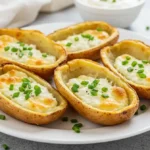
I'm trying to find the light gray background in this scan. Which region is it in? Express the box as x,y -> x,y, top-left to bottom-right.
0,1 -> 150,150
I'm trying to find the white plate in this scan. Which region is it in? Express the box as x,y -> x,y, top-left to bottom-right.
0,23 -> 150,144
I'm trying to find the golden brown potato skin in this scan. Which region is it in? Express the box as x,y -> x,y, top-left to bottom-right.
100,40 -> 150,99
54,59 -> 139,125
0,65 -> 67,125
0,29 -> 67,80
48,21 -> 119,60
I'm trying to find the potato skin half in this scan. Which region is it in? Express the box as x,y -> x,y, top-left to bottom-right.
0,29 -> 67,80
54,59 -> 139,125
100,40 -> 150,99
0,65 -> 67,125
48,21 -> 119,60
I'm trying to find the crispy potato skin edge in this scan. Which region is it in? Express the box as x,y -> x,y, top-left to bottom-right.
0,65 -> 67,125
54,59 -> 139,126
48,21 -> 119,61
100,40 -> 150,99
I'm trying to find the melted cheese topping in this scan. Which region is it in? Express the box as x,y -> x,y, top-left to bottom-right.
67,75 -> 128,111
57,30 -> 109,52
114,54 -> 150,86
0,70 -> 57,113
0,35 -> 56,66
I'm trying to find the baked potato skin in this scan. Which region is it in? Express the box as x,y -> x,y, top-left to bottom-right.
0,29 -> 67,80
54,59 -> 139,125
0,65 -> 67,125
100,40 -> 150,99
48,21 -> 119,60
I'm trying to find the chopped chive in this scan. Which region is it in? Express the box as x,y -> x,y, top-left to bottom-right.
0,114 -> 6,120
2,144 -> 9,150
18,52 -> 24,58
34,85 -> 41,96
138,64 -> 144,68
91,90 -> 98,96
81,34 -> 94,41
140,105 -> 147,111
137,69 -> 144,74
66,42 -> 72,47
101,94 -> 109,98
131,61 -> 137,67
19,42 -> 25,47
122,60 -> 128,65
146,26 -> 150,31
11,47 -> 18,52
102,87 -> 108,92
19,87 -> 25,92
25,93 -> 30,100
138,73 -> 146,78
81,81 -> 89,86
42,53 -> 47,58
9,84 -> 14,91
12,92 -> 20,98
71,83 -> 79,93
74,37 -> 79,41
28,52 -> 33,57
62,117 -> 68,122
22,78 -> 30,83
112,0 -> 116,2
126,56 -> 131,60
24,90 -> 32,94
142,60 -> 149,64
71,119 -> 78,123
72,125 -> 80,133
75,123 -> 83,128
23,47 -> 27,50
88,84 -> 94,89
127,67 -> 133,72
28,47 -> 33,50
4,46 -> 10,51
97,27 -> 103,32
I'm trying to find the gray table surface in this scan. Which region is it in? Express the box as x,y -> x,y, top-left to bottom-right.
1,1 -> 150,150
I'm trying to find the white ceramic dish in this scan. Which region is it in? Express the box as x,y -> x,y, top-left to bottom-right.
75,0 -> 145,28
0,22 -> 150,144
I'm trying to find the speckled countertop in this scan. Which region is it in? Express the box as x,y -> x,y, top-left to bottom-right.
0,1 -> 150,150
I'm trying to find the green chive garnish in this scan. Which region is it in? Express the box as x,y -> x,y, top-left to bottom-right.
25,93 -> 30,100
19,87 -> 25,92
34,85 -> 41,96
74,37 -> 79,41
101,94 -> 109,98
19,52 -> 24,58
12,92 -> 20,98
91,89 -> 98,96
66,42 -> 72,47
9,84 -> 14,91
28,47 -> 33,50
81,81 -> 89,86
11,47 -> 18,52
126,56 -> 131,60
127,67 -> 133,72
138,73 -> 146,78
42,53 -> 47,58
140,105 -> 147,111
4,46 -> 10,51
131,61 -> 137,67
138,64 -> 144,68
142,60 -> 149,64
122,60 -> 128,65
28,52 -> 33,57
137,69 -> 144,74
97,27 -> 103,32
0,114 -> 6,120
2,144 -> 9,150
146,26 -> 150,31
102,87 -> 108,92
71,83 -> 79,93
23,47 -> 27,50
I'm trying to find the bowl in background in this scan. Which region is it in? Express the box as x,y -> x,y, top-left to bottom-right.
75,0 -> 145,28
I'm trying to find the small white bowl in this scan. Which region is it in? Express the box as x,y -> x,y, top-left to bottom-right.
75,0 -> 145,28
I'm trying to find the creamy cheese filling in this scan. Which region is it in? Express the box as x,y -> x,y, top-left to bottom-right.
114,54 -> 150,86
82,0 -> 143,9
0,35 -> 56,66
0,70 -> 57,113
67,75 -> 128,111
57,29 -> 109,52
